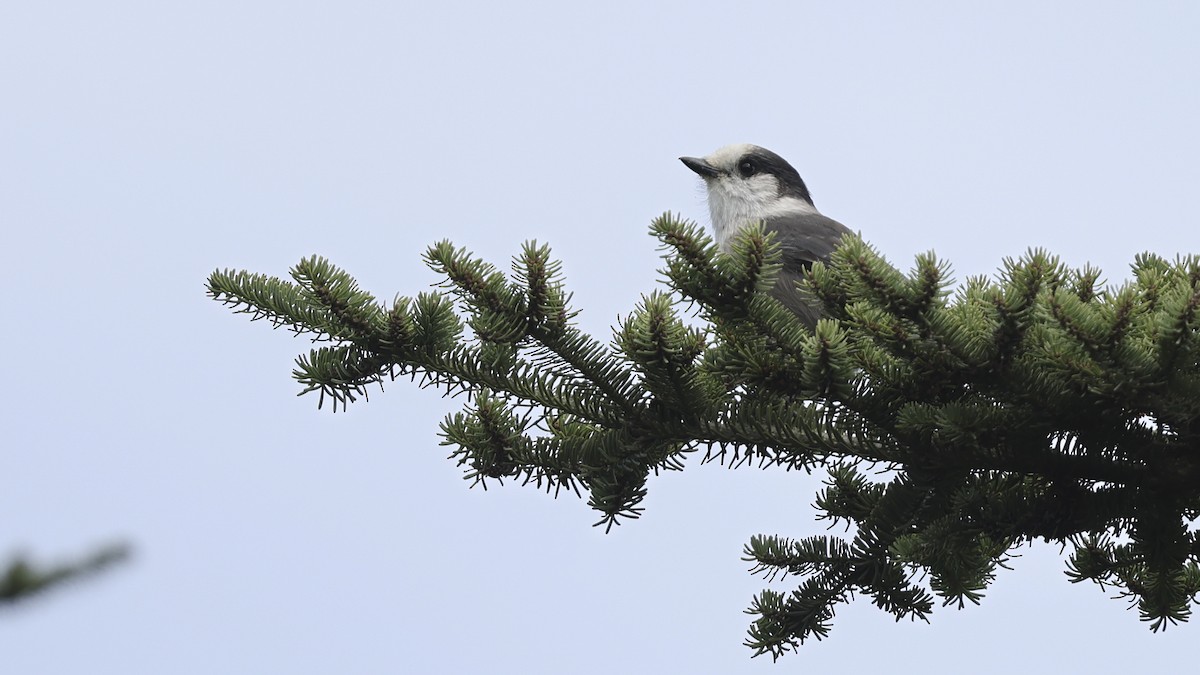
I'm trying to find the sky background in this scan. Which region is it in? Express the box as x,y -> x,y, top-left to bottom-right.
2,2 -> 1198,672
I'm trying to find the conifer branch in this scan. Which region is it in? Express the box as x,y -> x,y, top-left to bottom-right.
1,543 -> 130,605
208,212 -> 1200,657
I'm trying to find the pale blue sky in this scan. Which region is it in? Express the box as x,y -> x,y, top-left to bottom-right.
2,2 -> 1197,672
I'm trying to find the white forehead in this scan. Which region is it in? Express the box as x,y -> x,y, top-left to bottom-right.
703,143 -> 763,169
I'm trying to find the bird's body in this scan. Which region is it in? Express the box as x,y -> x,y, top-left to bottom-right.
680,144 -> 850,327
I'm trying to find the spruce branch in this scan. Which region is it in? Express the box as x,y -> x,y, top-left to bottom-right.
209,212 -> 1200,657
1,543 -> 130,605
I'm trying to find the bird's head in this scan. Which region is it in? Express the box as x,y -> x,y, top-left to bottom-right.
680,144 -> 817,246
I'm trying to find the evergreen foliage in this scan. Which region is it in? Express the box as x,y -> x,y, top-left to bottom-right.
1,543 -> 130,605
207,214 -> 1200,659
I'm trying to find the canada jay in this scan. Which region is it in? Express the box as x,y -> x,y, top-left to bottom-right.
681,144 -> 850,328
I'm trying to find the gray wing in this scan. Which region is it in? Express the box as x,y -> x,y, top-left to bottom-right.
762,212 -> 851,328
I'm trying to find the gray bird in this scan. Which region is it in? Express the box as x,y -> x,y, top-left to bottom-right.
680,144 -> 850,328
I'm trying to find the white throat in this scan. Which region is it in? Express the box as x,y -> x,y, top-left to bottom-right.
707,188 -> 818,251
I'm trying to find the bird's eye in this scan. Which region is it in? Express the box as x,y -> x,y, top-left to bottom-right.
737,159 -> 757,177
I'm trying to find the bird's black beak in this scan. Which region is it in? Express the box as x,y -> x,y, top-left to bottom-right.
680,156 -> 719,178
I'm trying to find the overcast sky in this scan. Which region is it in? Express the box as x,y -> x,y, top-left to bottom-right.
2,2 -> 1197,673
